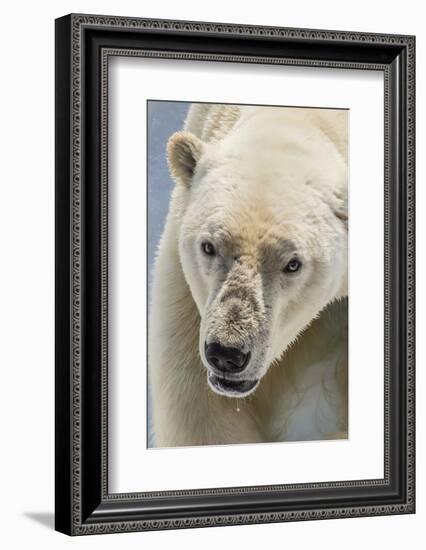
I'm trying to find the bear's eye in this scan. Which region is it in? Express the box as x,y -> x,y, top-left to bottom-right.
284,258 -> 302,273
201,241 -> 216,256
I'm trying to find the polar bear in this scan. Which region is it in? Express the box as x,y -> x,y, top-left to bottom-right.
149,103 -> 348,447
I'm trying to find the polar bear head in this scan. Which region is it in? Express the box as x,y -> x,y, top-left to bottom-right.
167,107 -> 348,398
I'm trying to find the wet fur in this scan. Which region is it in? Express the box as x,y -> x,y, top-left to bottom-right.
149,104 -> 348,446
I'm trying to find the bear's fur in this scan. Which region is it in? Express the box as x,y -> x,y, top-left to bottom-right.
149,103 -> 348,447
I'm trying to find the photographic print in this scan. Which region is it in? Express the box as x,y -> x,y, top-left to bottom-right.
148,101 -> 348,448
56,15 -> 414,534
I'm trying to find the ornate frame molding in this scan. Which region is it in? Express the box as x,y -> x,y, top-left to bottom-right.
55,14 -> 415,535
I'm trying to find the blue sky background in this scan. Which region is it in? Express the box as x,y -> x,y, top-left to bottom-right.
147,101 -> 190,446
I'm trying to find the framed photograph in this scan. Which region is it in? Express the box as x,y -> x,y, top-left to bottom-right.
55,14 -> 415,535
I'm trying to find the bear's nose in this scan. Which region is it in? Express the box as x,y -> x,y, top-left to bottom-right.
204,342 -> 250,374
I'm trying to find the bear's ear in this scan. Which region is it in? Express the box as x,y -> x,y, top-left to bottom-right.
167,131 -> 205,187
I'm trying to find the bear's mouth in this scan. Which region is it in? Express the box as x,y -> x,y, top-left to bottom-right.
208,373 -> 259,397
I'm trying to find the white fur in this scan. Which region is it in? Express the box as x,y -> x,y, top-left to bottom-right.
149,104 -> 348,447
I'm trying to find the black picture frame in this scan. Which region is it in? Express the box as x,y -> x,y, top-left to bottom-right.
55,13 -> 416,536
